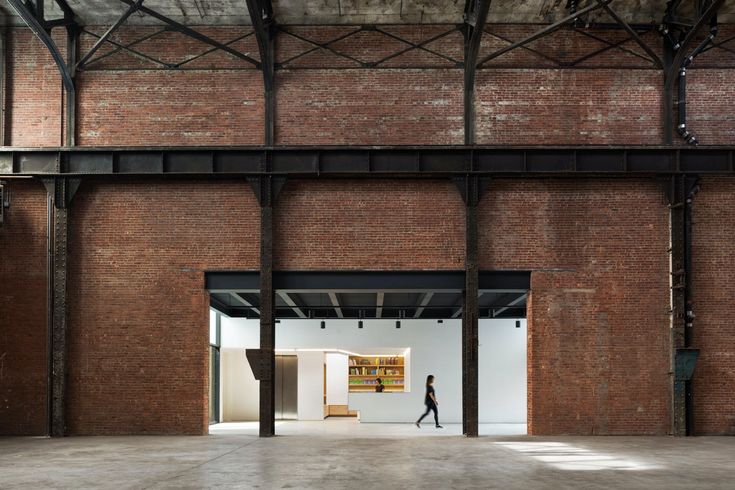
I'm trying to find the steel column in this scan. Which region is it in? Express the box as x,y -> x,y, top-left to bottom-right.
45,177 -> 79,437
662,26 -> 675,145
245,0 -> 276,145
463,0 -> 492,145
0,27 -> 6,146
668,174 -> 699,436
64,25 -> 78,147
461,175 -> 480,437
256,175 -> 276,437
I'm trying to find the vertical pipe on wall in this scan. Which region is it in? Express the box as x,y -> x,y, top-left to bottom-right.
0,27 -> 7,146
669,175 -> 699,436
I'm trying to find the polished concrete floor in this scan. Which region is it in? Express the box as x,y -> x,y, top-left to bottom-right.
2,419 -> 734,489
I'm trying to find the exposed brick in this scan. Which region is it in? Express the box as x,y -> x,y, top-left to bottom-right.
66,181 -> 260,435
0,181 -> 48,435
691,176 -> 735,435
480,179 -> 671,435
275,180 -> 465,270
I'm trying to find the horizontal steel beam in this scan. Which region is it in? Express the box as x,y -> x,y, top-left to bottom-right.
1,146 -> 735,177
205,270 -> 530,293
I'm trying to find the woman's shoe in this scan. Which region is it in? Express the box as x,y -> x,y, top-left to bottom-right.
415,422 -> 420,428
435,425 -> 443,428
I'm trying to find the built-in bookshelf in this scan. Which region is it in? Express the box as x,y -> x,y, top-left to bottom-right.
348,355 -> 405,392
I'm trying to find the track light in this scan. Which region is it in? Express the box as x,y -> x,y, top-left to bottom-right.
515,320 -> 521,329
320,320 -> 325,329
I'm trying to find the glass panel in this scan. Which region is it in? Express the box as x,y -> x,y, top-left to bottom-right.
209,309 -> 217,345
209,346 -> 216,423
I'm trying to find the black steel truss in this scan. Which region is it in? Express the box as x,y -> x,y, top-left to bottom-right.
476,0 -> 662,69
5,0 -> 75,91
2,146 -> 734,178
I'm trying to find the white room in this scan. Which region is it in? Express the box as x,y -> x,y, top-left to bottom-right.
215,315 -> 527,432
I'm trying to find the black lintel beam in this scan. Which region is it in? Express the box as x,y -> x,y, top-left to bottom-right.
2,146 -> 734,177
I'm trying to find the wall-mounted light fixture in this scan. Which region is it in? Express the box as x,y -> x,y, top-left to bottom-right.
437,319 -> 443,324
320,320 -> 325,329
515,320 -> 521,329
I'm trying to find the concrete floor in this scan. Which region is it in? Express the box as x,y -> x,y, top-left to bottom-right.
2,419 -> 734,489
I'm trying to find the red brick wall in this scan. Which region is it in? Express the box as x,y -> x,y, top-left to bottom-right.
691,177 -> 735,435
685,70 -> 735,146
275,70 -> 463,145
0,181 -> 48,435
480,180 -> 671,434
6,25 -> 735,146
77,71 -> 265,146
66,180 -> 260,435
7,29 -> 63,146
474,70 -> 663,145
274,180 -> 465,270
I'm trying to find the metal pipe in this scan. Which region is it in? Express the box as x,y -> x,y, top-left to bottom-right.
676,16 -> 718,146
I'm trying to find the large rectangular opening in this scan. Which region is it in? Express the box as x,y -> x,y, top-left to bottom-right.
206,270 -> 529,437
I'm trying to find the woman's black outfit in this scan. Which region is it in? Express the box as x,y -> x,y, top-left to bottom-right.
416,385 -> 440,426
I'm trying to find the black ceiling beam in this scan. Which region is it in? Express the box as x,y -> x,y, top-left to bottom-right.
6,0 -> 75,92
2,146 -> 735,177
245,0 -> 276,144
117,0 -> 261,68
463,0 -> 492,144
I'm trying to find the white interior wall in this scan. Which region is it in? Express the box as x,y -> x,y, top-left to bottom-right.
297,351 -> 325,421
221,348 -> 259,421
325,353 -> 349,405
478,319 -> 527,424
220,317 -> 526,425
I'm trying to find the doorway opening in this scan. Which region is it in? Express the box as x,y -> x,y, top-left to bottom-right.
206,270 -> 529,437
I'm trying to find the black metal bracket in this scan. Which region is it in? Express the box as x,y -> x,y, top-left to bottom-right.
248,176 -> 286,206
246,348 -> 272,381
42,177 -> 80,209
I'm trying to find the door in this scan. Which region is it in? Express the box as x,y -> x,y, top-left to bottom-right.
275,355 -> 298,420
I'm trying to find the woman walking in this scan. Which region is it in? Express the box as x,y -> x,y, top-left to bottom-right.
415,375 -> 442,428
